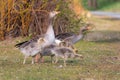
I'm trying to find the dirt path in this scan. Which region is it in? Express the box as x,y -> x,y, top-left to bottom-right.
91,11 -> 120,19
84,13 -> 120,41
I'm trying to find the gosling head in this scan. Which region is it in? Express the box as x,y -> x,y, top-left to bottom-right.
80,23 -> 94,33
37,38 -> 46,44
59,41 -> 67,47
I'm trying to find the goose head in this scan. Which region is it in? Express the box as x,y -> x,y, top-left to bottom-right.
80,23 -> 94,33
49,11 -> 60,18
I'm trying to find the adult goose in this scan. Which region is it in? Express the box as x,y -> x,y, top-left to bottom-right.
55,23 -> 93,44
15,11 -> 60,64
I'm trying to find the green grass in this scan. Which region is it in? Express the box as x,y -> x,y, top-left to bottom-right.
0,37 -> 120,80
0,17 -> 120,80
82,0 -> 120,12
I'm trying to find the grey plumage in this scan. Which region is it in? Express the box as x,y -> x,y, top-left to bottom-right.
51,47 -> 83,66
15,11 -> 60,64
40,44 -> 82,66
56,24 -> 93,44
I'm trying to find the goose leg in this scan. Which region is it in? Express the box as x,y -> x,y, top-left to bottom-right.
31,57 -> 34,64
63,59 -> 67,67
63,56 -> 67,67
51,56 -> 53,63
51,55 -> 55,64
35,54 -> 40,63
55,56 -> 58,64
23,56 -> 27,64
40,56 -> 44,63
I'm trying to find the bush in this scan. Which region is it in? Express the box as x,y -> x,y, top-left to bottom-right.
0,0 -> 85,40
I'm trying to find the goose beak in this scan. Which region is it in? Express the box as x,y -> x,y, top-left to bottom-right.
87,26 -> 92,30
86,23 -> 95,30
87,25 -> 95,30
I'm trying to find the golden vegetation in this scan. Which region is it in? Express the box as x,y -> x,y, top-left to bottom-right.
0,0 -> 85,40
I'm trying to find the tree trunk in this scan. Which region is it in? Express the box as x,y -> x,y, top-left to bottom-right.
93,0 -> 97,9
88,0 -> 93,8
88,0 -> 97,9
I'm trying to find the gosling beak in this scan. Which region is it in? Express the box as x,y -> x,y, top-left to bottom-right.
87,26 -> 92,30
56,11 -> 60,14
86,23 -> 95,30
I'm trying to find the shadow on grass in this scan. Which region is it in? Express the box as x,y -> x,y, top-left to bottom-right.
103,16 -> 120,20
93,39 -> 120,43
84,31 -> 120,43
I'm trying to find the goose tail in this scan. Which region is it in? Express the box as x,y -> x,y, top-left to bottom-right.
15,41 -> 27,48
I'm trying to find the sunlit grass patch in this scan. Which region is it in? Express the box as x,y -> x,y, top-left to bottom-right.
0,34 -> 120,80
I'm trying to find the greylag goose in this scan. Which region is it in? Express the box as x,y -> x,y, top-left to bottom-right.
55,23 -> 93,44
15,11 -> 60,64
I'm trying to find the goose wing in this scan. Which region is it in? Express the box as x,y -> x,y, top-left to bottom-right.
15,35 -> 44,48
15,41 -> 28,48
55,32 -> 75,40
